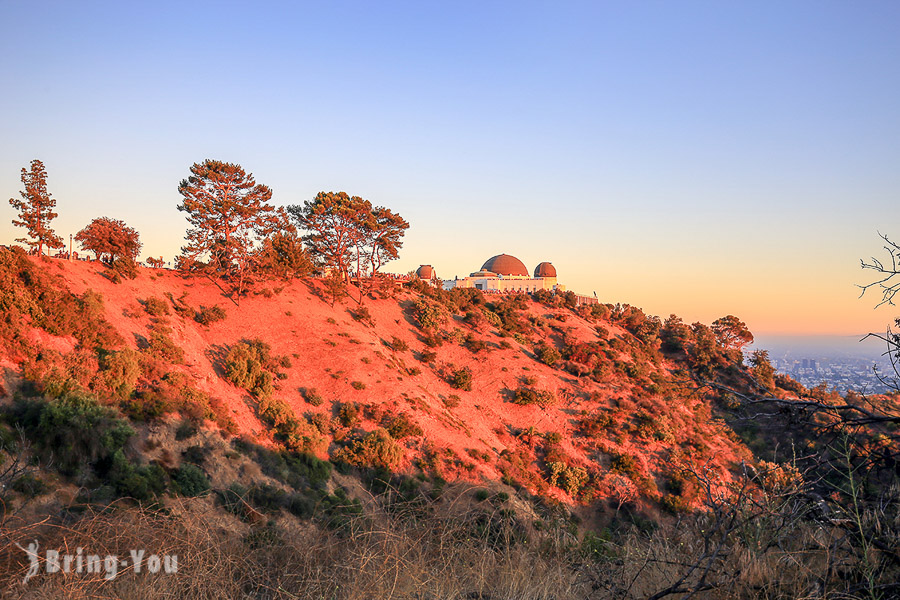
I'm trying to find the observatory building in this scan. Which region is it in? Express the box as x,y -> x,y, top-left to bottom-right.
440,254 -> 565,293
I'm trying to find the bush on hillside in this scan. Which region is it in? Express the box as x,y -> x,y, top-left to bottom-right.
195,305 -> 226,326
142,296 -> 170,317
100,348 -> 141,399
389,336 -> 409,352
338,402 -> 361,428
171,463 -> 210,497
464,333 -> 488,353
512,387 -> 556,408
304,388 -> 324,406
8,392 -> 134,476
383,412 -> 423,439
333,428 -> 403,470
257,396 -> 328,455
224,339 -> 283,398
535,343 -> 561,367
413,298 -> 447,331
146,323 -> 185,364
450,367 -> 473,391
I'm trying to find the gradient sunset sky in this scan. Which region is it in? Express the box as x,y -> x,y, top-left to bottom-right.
2,1 -> 899,336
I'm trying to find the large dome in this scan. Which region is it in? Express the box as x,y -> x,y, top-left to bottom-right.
534,262 -> 557,278
481,254 -> 528,277
416,265 -> 436,279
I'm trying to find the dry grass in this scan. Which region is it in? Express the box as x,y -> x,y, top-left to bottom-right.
1,495 -> 587,600
2,480 -> 898,600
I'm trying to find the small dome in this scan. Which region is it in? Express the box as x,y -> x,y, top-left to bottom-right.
534,262 -> 557,278
416,265 -> 436,279
480,254 -> 528,277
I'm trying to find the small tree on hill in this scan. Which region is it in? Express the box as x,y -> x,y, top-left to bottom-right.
360,205 -> 409,280
289,191 -> 367,281
75,217 -> 142,267
176,159 -> 288,294
8,159 -> 63,255
711,315 -> 754,351
256,231 -> 313,280
289,191 -> 408,284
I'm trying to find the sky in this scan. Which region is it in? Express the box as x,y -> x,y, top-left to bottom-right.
1,1 -> 899,336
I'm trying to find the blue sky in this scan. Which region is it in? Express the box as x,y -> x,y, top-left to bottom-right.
2,1 -> 899,335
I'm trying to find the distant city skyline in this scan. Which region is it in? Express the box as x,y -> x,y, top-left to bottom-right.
3,2 -> 899,336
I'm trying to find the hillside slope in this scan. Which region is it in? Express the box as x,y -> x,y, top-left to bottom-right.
1,252 -> 751,510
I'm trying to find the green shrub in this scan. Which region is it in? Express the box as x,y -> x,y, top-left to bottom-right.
610,452 -> 638,477
333,428 -> 403,469
579,411 -> 613,437
304,388 -> 324,406
384,413 -> 422,439
175,419 -> 198,441
548,461 -> 588,496
100,348 -> 141,399
464,334 -> 488,353
351,305 -> 374,325
248,483 -> 288,512
535,343 -> 561,366
512,387 -> 556,408
171,463 -> 210,497
166,291 -> 195,319
195,305 -> 226,326
413,298 -> 447,331
11,473 -> 48,498
258,397 -> 328,455
109,453 -> 168,501
449,367 -> 473,391
182,445 -> 207,465
338,402 -> 361,428
236,439 -> 331,489
146,323 -> 185,364
287,491 -> 317,518
483,310 -> 503,328
11,392 -> 135,476
544,431 -> 562,445
224,339 -> 281,398
218,483 -> 250,519
142,296 -> 170,316
389,336 -> 409,352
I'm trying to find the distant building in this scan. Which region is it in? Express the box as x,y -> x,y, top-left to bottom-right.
415,264 -> 438,280
442,254 -> 565,294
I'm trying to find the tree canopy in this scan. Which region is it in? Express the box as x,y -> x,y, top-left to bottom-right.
75,217 -> 142,266
176,159 -> 289,292
289,191 -> 408,282
711,315 -> 753,351
8,159 -> 63,255
256,231 -> 313,280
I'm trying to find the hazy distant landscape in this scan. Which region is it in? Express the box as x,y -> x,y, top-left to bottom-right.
753,333 -> 896,393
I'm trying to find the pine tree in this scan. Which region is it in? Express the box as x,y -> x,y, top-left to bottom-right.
176,159 -> 287,293
8,159 -> 64,255
289,191 -> 370,281
289,191 -> 408,282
